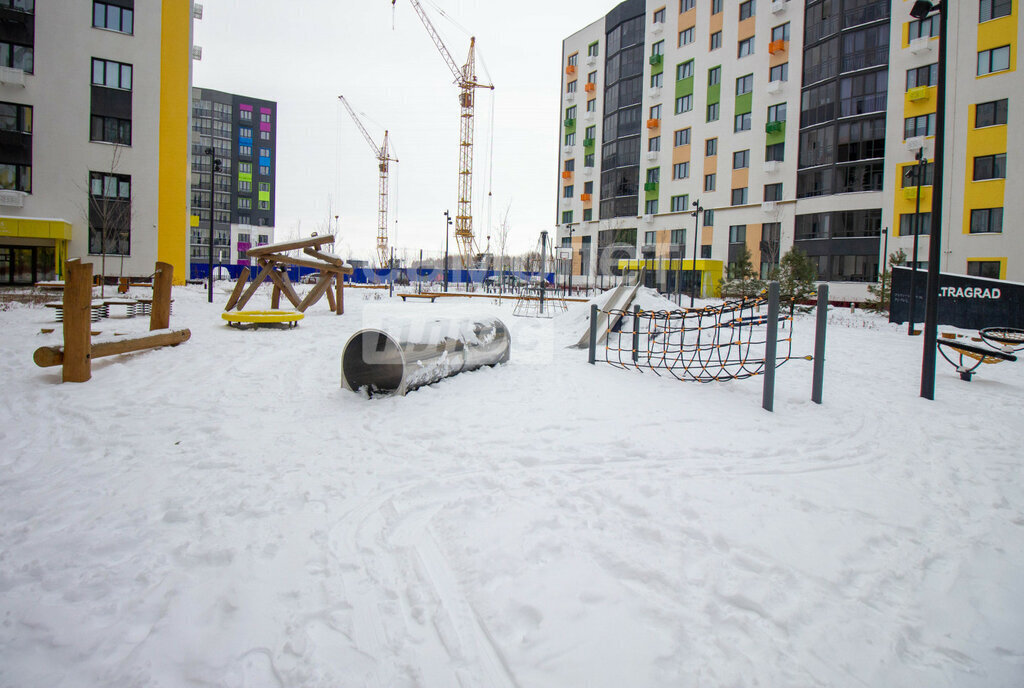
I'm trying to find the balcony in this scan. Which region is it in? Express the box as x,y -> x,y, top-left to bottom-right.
580,193 -> 592,201
644,182 -> 659,191
649,54 -> 663,66
768,39 -> 788,54
561,170 -> 573,179
0,67 -> 26,87
585,82 -> 596,93
646,118 -> 661,129
909,37 -> 933,55
564,118 -> 576,128
907,86 -> 930,102
765,120 -> 784,134
566,64 -> 577,75
583,137 -> 595,147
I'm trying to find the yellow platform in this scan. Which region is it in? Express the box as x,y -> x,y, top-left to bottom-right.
222,310 -> 304,328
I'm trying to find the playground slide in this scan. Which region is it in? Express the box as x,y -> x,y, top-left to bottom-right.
575,269 -> 645,349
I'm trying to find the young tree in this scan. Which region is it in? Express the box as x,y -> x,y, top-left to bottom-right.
774,247 -> 818,306
85,145 -> 132,298
864,249 -> 907,312
719,246 -> 764,297
728,245 -> 756,280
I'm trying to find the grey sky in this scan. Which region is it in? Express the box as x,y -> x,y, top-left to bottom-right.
193,1 -> 608,260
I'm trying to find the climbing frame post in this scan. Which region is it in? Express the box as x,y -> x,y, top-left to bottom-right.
150,261 -> 173,331
63,259 -> 92,383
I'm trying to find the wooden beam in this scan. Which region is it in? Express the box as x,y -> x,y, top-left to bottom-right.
271,285 -> 281,309
336,274 -> 344,315
267,269 -> 301,307
245,234 -> 335,256
233,261 -> 274,311
224,266 -> 250,311
35,329 -> 191,368
277,269 -> 301,306
325,278 -> 337,311
258,252 -> 353,274
303,246 -> 344,267
297,272 -> 334,312
62,259 -> 91,382
150,261 -> 173,331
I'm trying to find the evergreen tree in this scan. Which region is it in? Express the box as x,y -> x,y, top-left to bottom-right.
864,249 -> 907,312
773,247 -> 818,306
719,246 -> 764,297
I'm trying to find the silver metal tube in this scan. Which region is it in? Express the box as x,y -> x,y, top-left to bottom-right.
341,317 -> 511,395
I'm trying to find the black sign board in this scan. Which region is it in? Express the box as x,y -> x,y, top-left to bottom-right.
890,267 -> 1024,329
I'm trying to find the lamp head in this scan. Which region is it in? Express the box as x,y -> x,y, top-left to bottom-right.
910,0 -> 937,20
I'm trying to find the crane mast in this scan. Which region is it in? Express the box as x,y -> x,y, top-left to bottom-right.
394,0 -> 493,270
339,95 -> 398,268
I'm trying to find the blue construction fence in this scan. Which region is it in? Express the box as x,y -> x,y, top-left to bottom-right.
191,262 -> 554,286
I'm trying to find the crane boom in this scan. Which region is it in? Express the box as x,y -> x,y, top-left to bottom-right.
393,0 -> 493,270
339,95 -> 398,268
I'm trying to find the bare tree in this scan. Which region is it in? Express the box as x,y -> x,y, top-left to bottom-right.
494,201 -> 512,277
84,145 -> 133,297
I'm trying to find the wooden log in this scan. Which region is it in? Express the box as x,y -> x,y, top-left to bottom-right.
267,269 -> 301,308
62,259 -> 92,382
224,266 -> 250,311
303,246 -> 344,267
150,261 -> 174,331
297,272 -> 334,312
244,234 -> 335,256
325,278 -> 336,311
233,261 -> 274,311
35,329 -> 191,368
271,284 -> 281,309
257,252 -> 353,274
336,274 -> 344,315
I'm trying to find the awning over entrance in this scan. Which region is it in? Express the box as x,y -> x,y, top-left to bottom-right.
0,217 -> 73,240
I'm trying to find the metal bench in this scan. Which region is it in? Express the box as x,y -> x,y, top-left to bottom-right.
399,293 -> 440,303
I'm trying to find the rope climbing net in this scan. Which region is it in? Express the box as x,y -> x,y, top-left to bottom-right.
598,296 -> 796,382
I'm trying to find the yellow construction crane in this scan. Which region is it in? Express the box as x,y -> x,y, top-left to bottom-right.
338,95 -> 398,269
392,0 -> 494,269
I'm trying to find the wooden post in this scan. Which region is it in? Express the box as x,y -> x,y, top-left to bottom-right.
150,261 -> 173,331
271,285 -> 282,309
62,259 -> 92,382
336,273 -> 344,315
325,279 -> 337,311
233,260 -> 274,311
297,272 -> 334,312
35,329 -> 191,368
224,266 -> 250,311
267,269 -> 300,308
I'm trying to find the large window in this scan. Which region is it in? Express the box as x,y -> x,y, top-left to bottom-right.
973,153 -> 1006,180
734,112 -> 752,132
93,2 -> 134,34
975,99 -> 1008,127
736,74 -> 754,95
739,0 -> 756,20
0,101 -> 31,133
733,149 -> 750,169
967,261 -> 1001,279
0,41 -> 33,73
90,115 -> 131,145
839,70 -> 887,117
907,16 -> 938,40
969,208 -> 1003,233
977,46 -> 1011,75
899,212 -> 931,236
765,142 -> 785,161
0,0 -> 34,11
673,161 -> 690,179
906,63 -> 938,89
904,113 -> 935,138
91,58 -> 132,90
731,187 -> 748,205
980,0 -> 1012,21
738,37 -> 755,58
88,172 -> 131,255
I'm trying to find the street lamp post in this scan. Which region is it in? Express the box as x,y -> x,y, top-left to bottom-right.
204,147 -> 222,304
690,199 -> 703,307
443,210 -> 451,293
908,148 -> 927,335
567,223 -> 577,296
910,0 -> 946,400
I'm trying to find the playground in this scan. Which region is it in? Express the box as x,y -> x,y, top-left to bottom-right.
1,280 -> 1023,686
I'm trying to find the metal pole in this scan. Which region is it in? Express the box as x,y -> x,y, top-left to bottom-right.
568,224 -> 575,296
762,281 -> 779,412
588,303 -> 598,364
205,147 -> 216,303
419,248 -> 423,294
444,210 -> 450,293
389,247 -> 394,298
920,0 -> 947,400
690,200 -> 702,307
631,304 -> 640,363
881,226 -> 889,309
908,149 -> 925,334
812,284 -> 828,404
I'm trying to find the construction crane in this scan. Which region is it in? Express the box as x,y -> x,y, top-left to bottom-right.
392,0 -> 494,269
338,95 -> 398,268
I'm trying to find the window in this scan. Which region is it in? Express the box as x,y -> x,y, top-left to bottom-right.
980,0 -> 1012,21
564,185 -> 574,198
588,71 -> 597,84
644,230 -> 657,245
734,113 -> 751,132
906,63 -> 938,89
976,99 -> 1008,127
705,173 -> 716,191
239,126 -> 253,139
771,23 -> 790,42
646,168 -> 661,184
973,153 -> 1006,180
583,208 -> 593,221
708,66 -> 721,85
706,102 -> 719,121
259,147 -> 270,158
681,0 -> 696,10
703,209 -> 714,226
584,180 -> 594,195
738,37 -> 755,57
651,72 -> 664,88
729,225 -> 746,243
239,162 -> 252,174
643,199 -> 658,215
652,40 -> 665,56
260,165 -> 270,175
763,182 -> 783,201
712,0 -> 722,13
238,180 -> 252,193
675,95 -> 693,113
565,132 -> 576,146
739,0 -> 756,20
562,210 -> 573,224
839,70 -> 888,117
767,103 -> 787,122
650,104 -> 662,120
585,153 -> 595,167
239,144 -> 252,156
970,208 -> 1003,233
258,182 -> 270,193
967,261 -> 1001,279
91,58 -> 132,90
258,200 -> 269,210
706,138 -> 717,156
240,107 -> 253,121
566,105 -> 578,120
93,1 -> 133,34
978,46 -> 1011,75
731,187 -> 748,205
677,61 -> 694,80
649,136 -> 661,152
654,7 -> 666,23
0,41 -> 32,73
568,53 -> 578,67
0,0 -> 34,11
238,197 -> 252,210
908,16 -> 939,40
671,228 -> 686,245
671,196 -> 689,212
674,128 -> 691,146
736,74 -> 754,95
710,31 -> 722,50
90,115 -> 131,145
585,125 -> 596,140
0,101 -> 30,133
673,161 -> 690,179
769,63 -> 789,82
765,142 -> 785,161
588,42 -> 599,58
733,150 -> 749,169
901,162 -> 934,187
587,99 -> 596,112
701,245 -> 712,258
904,114 -> 935,138
567,81 -> 577,93
260,113 -> 271,123
88,172 -> 130,256
0,161 -> 30,191
679,28 -> 695,46
565,158 -> 576,173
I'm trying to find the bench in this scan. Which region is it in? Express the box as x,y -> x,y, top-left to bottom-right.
45,300 -> 107,322
936,338 -> 1017,381
399,293 -> 440,303
103,298 -> 139,318
134,297 -> 172,316
222,310 -> 304,329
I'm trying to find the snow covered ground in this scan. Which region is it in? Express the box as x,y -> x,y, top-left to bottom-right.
1,283 -> 1023,687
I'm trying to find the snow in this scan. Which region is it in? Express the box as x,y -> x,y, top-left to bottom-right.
2,284 -> 1023,687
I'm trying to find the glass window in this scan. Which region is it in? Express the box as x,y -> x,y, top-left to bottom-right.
675,94 -> 693,113
772,23 -> 790,42
899,212 -> 931,236
733,150 -> 749,169
967,261 -> 1001,279
674,128 -> 691,146
564,185 -> 574,198
904,113 -> 935,138
975,99 -> 1008,127
906,63 -> 938,89
704,173 -> 716,191
652,40 -> 665,56
731,188 -> 748,205
706,102 -> 719,121
681,0 -> 696,10
679,28 -> 695,46
706,138 -> 717,156
978,46 -> 1011,75
767,103 -> 787,122
654,8 -> 666,23
710,31 -> 722,50
765,142 -> 785,161
973,153 -> 1006,180
763,183 -> 783,201
969,208 -> 1003,233
677,60 -> 694,80
980,0 -> 1012,21
736,74 -> 753,95
93,2 -> 133,34
703,209 -> 714,226
734,112 -> 751,132
908,16 -> 939,40
712,0 -> 722,13
649,136 -> 661,152
651,72 -> 664,88
738,37 -> 755,57
770,63 -> 789,82
729,225 -> 746,243
646,167 -> 660,184
671,195 -> 689,212
708,66 -> 721,85
645,199 -> 659,214
650,104 -> 662,120
673,161 -> 690,179
91,58 -> 132,90
739,0 -> 755,20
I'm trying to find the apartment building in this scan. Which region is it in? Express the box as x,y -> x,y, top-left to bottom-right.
0,1 -> 192,285
556,0 -> 1022,300
189,87 -> 276,277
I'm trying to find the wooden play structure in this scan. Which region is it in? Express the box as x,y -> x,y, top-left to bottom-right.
223,234 -> 352,319
33,259 -> 190,383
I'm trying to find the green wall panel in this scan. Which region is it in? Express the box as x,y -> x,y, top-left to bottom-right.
765,120 -> 786,146
707,83 -> 720,105
676,76 -> 694,98
735,92 -> 752,115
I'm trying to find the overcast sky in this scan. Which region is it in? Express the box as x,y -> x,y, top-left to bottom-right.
192,0 -> 608,260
